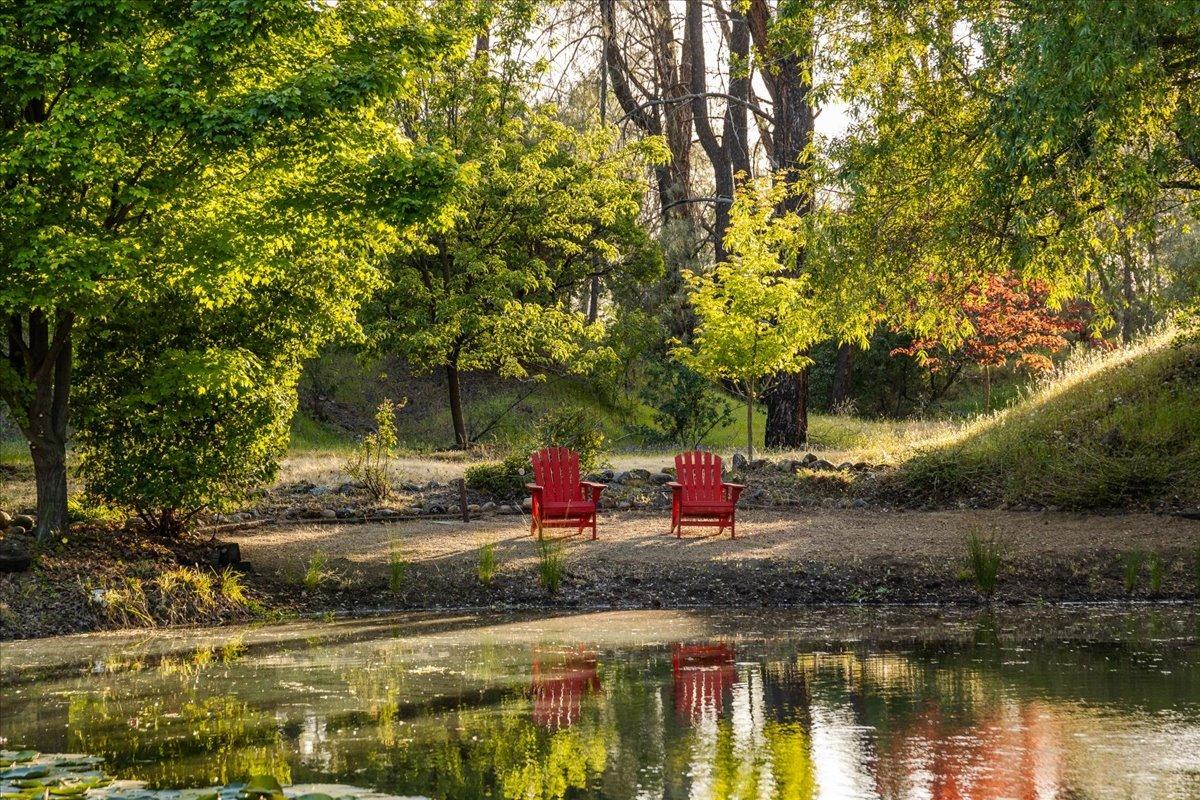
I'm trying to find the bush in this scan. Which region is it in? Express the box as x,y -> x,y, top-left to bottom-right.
77,340 -> 295,536
532,404 -> 607,473
639,358 -> 734,448
465,454 -> 530,500
966,532 -> 1002,598
346,399 -> 403,501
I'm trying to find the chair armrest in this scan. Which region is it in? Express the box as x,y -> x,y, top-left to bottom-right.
667,481 -> 683,494
581,481 -> 607,500
722,482 -> 745,503
525,483 -> 544,494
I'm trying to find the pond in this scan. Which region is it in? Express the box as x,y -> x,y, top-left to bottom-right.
2,608 -> 1199,799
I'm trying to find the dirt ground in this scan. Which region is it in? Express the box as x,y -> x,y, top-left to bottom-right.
231,508 -> 1200,608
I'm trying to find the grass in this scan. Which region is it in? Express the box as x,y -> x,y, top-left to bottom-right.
1123,551 -> 1144,594
477,542 -> 498,584
1148,553 -> 1164,595
537,539 -> 564,595
898,328 -> 1200,509
387,540 -> 406,593
302,552 -> 331,592
965,531 -> 1002,598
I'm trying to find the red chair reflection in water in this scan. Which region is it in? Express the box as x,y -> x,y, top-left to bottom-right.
671,643 -> 737,723
531,647 -> 600,729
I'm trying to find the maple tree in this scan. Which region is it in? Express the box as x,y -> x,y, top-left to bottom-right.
892,275 -> 1094,410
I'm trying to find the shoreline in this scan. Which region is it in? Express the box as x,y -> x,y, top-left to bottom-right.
2,508 -> 1197,641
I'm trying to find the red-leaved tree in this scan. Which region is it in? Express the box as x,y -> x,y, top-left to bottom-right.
893,275 -> 1095,409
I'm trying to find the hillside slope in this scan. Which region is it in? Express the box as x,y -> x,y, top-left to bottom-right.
897,329 -> 1200,511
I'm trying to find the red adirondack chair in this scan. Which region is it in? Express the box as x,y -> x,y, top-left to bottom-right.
668,451 -> 744,538
527,447 -> 606,539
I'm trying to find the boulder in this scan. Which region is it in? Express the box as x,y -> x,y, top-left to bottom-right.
0,510 -> 11,527
481,501 -> 497,512
732,453 -> 748,470
320,509 -> 338,520
661,466 -> 676,477
597,469 -> 616,482
521,497 -> 532,511
837,462 -> 854,471
810,459 -> 835,471
5,525 -> 28,538
649,472 -> 673,485
0,542 -> 32,573
801,453 -> 818,465
12,514 -> 35,530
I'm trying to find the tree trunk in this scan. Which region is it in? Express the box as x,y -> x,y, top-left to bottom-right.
763,368 -> 808,449
748,0 -> 816,448
830,343 -> 856,410
746,382 -> 755,463
446,360 -> 468,449
4,309 -> 74,542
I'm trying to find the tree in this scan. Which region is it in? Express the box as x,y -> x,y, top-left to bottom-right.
369,20 -> 664,448
891,275 -> 1093,410
676,178 -> 821,461
0,0 -> 453,539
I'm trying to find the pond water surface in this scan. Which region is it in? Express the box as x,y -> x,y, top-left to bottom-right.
2,607 -> 1199,799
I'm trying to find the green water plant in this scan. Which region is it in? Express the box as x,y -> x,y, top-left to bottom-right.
303,553 -> 330,592
966,532 -> 1002,598
537,540 -> 564,595
477,542 -> 498,585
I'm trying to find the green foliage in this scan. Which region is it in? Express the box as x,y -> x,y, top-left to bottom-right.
1148,553 -> 1164,595
464,454 -> 529,500
537,539 -> 564,595
532,405 -> 607,474
366,15 -> 664,445
347,400 -> 403,501
639,359 -> 735,449
76,313 -> 297,535
476,542 -> 498,585
303,553 -> 331,593
676,178 -> 825,458
1123,551 -> 1145,595
387,541 -> 407,594
965,532 -> 1002,598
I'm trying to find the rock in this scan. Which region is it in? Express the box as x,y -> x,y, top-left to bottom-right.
377,508 -> 396,517
851,498 -> 869,509
521,497 -> 533,511
749,458 -> 772,470
0,510 -> 10,527
12,514 -> 35,529
481,501 -> 496,511
0,542 -> 32,573
425,480 -> 441,490
801,453 -> 818,465
320,509 -> 338,520
597,469 -> 616,482
732,453 -> 749,470
661,466 -> 676,477
743,486 -> 766,502
468,504 -> 481,513
810,459 -> 835,471
309,485 -> 332,497
212,542 -> 241,566
5,525 -> 28,537
402,481 -> 422,492
853,461 -> 870,471
336,482 -> 357,494
650,473 -> 673,485
777,460 -> 800,473
837,462 -> 854,471
499,504 -> 514,513
617,501 -> 632,510
422,501 -> 447,514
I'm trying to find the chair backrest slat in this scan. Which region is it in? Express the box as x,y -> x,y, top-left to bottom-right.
675,451 -> 724,502
531,447 -> 582,503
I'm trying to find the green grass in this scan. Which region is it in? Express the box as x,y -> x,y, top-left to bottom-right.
476,542 -> 498,585
537,539 -> 564,595
898,329 -> 1200,509
1123,551 -> 1144,594
966,532 -> 1002,598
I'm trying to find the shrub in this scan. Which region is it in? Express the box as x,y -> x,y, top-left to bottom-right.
77,339 -> 295,536
639,358 -> 734,448
303,552 -> 331,592
465,454 -> 530,500
532,404 -> 607,474
537,539 -> 564,595
477,542 -> 498,584
346,399 -> 403,501
966,532 -> 1001,598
